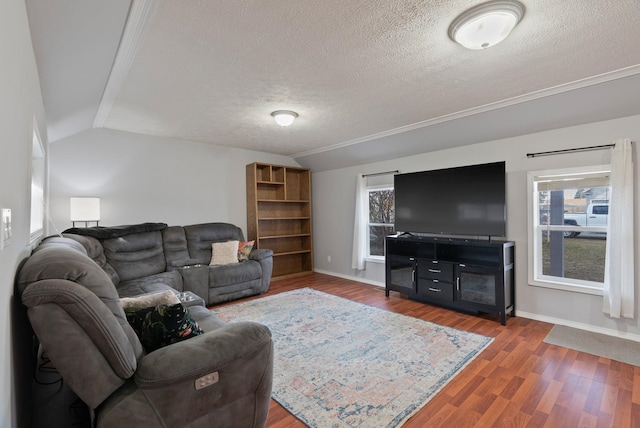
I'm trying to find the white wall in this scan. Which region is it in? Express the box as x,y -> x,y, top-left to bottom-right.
48,128 -> 299,235
312,114 -> 640,338
1,0 -> 48,426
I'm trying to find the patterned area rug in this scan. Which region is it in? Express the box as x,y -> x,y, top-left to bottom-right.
214,288 -> 493,427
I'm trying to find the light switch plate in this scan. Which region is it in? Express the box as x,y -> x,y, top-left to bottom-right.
1,208 -> 12,250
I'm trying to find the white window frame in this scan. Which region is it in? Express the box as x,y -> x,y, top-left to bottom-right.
30,120 -> 46,246
365,184 -> 394,262
527,165 -> 610,296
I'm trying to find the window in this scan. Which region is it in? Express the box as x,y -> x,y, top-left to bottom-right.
528,165 -> 610,295
367,186 -> 395,258
30,122 -> 45,245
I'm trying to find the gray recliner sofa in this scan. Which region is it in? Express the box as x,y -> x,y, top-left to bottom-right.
62,222 -> 273,306
16,234 -> 274,427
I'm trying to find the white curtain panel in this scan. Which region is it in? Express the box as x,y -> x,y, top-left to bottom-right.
351,174 -> 367,270
603,138 -> 635,318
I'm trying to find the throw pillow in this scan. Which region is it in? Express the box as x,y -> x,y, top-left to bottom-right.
237,240 -> 255,261
120,290 -> 180,310
125,303 -> 204,352
210,240 -> 239,265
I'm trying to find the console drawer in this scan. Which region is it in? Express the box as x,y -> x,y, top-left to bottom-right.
418,260 -> 453,282
417,278 -> 454,302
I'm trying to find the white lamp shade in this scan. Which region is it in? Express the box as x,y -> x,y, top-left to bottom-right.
70,197 -> 100,221
271,110 -> 298,127
449,1 -> 524,50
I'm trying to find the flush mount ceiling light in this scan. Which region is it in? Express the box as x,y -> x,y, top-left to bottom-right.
449,0 -> 525,50
271,110 -> 298,127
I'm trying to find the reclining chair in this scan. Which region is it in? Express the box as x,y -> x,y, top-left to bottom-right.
17,237 -> 273,427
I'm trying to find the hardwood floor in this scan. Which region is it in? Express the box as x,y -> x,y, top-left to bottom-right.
233,273 -> 640,427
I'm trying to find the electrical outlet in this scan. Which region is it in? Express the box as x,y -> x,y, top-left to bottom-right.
327,255 -> 331,263
1,208 -> 11,250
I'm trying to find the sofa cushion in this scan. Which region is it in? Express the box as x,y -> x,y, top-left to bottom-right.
187,306 -> 227,331
22,280 -> 141,408
18,246 -> 128,323
184,223 -> 245,264
33,236 -> 87,255
102,231 -> 167,282
61,234 -> 103,260
209,260 -> 261,286
16,245 -> 145,368
210,241 -> 240,266
117,271 -> 183,298
162,226 -> 191,265
63,234 -> 121,285
125,303 -> 204,352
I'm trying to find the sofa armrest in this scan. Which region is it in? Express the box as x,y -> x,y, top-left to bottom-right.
135,321 -> 272,388
249,248 -> 273,261
175,264 -> 209,305
101,321 -> 273,427
249,249 -> 273,292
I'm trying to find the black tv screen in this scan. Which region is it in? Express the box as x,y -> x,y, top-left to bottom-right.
394,161 -> 506,237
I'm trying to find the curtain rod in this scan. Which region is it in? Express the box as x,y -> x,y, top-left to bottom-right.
363,170 -> 399,178
527,144 -> 615,158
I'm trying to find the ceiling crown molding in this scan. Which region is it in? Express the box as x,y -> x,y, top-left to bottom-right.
93,0 -> 155,128
292,64 -> 640,159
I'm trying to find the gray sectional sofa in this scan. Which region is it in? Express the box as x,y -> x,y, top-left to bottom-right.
16,222 -> 274,427
62,222 -> 273,306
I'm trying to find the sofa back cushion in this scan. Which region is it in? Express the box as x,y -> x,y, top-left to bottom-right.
102,231 -> 166,282
18,243 -> 121,316
162,226 -> 191,265
184,223 -> 245,264
62,233 -> 121,285
17,242 -> 144,407
22,279 -> 140,408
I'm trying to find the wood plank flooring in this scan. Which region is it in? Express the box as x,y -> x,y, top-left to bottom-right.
221,273 -> 640,427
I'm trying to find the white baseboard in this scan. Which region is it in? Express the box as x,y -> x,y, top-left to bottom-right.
517,310 -> 640,343
313,268 -> 385,288
313,269 -> 640,343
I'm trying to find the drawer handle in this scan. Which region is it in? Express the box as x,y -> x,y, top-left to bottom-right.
428,287 -> 442,293
428,269 -> 441,273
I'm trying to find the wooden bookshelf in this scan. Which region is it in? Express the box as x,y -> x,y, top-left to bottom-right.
246,163 -> 313,278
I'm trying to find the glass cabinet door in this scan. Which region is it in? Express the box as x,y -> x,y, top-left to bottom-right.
386,256 -> 416,295
456,265 -> 497,306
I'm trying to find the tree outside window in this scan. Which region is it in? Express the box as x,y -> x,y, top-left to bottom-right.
368,187 -> 395,257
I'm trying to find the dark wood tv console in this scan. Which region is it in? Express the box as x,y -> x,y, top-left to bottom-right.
385,234 -> 515,325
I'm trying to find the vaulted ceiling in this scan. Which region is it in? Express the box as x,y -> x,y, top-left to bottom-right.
26,0 -> 640,171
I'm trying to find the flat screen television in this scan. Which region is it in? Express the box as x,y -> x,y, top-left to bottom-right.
394,161 -> 506,238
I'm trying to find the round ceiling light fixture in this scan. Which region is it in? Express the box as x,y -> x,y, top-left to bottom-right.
271,110 -> 298,127
448,0 -> 525,50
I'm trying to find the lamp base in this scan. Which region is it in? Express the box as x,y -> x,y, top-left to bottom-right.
71,221 -> 100,228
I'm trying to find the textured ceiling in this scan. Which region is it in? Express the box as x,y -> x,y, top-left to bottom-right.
27,0 -> 640,170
